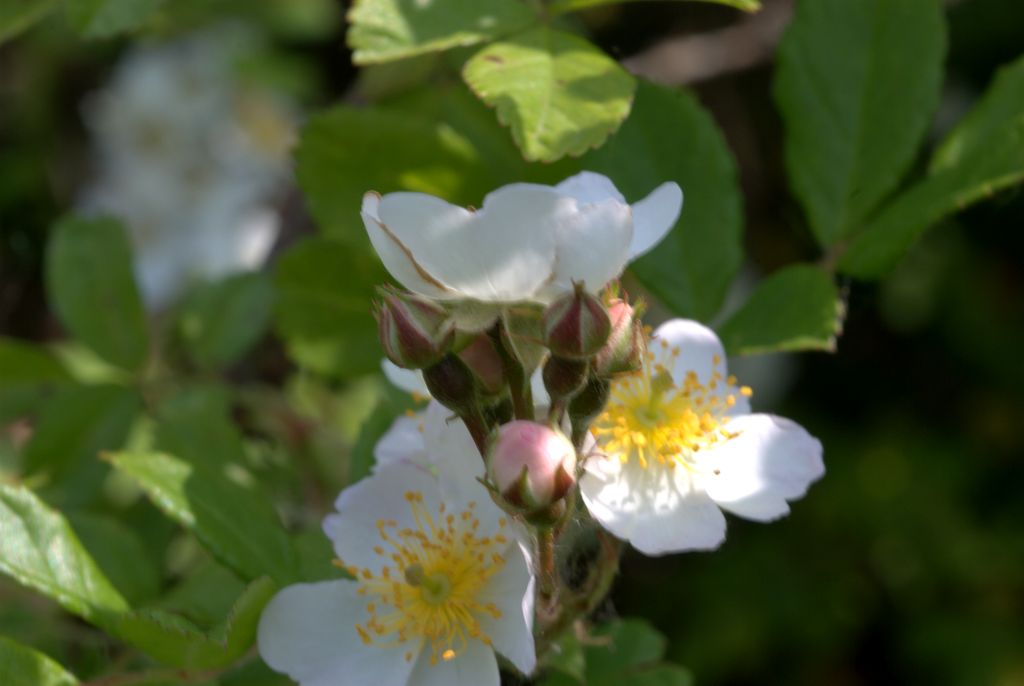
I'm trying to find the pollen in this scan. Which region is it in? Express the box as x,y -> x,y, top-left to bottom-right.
592,343 -> 749,471
347,490 -> 506,667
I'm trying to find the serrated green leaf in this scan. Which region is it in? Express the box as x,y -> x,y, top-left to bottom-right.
548,0 -> 759,15
67,0 -> 164,38
774,0 -> 946,246
348,0 -> 535,64
46,216 -> 148,371
112,576 -> 276,669
463,27 -> 636,162
106,450 -> 298,585
718,265 -> 842,355
0,484 -> 130,621
68,512 -> 162,605
0,0 -> 57,44
839,56 -> 1024,278
23,385 -> 140,505
155,385 -> 247,471
273,238 -> 386,379
0,636 -> 78,686
176,273 -> 274,371
584,80 -> 743,320
0,338 -> 70,423
296,106 -> 495,245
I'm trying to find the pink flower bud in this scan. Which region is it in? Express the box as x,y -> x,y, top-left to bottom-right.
593,299 -> 645,377
488,421 -> 576,511
457,333 -> 505,396
376,290 -> 455,369
542,284 -> 611,360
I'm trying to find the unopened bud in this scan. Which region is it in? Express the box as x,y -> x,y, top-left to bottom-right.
376,290 -> 454,369
457,333 -> 505,396
593,299 -> 645,377
568,376 -> 611,430
488,421 -> 576,513
542,355 -> 588,401
542,284 -> 611,360
423,354 -> 476,415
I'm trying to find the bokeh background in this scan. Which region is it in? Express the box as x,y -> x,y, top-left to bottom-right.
1,0 -> 1022,684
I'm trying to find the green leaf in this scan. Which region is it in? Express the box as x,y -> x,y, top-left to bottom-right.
718,265 -> 843,356
0,636 -> 78,686
112,576 -> 276,669
46,216 -> 148,371
23,385 -> 140,505
295,106 -> 495,245
0,484 -> 130,621
463,27 -> 636,162
176,273 -> 274,371
0,0 -> 57,44
542,619 -> 694,686
774,0 -> 946,246
583,80 -> 743,320
67,512 -> 162,605
548,0 -> 759,15
155,385 -> 247,470
274,238 -> 386,379
0,338 -> 70,423
66,0 -> 165,38
350,385 -> 421,485
106,450 -> 298,585
348,0 -> 535,64
840,56 -> 1024,278
159,558 -> 247,627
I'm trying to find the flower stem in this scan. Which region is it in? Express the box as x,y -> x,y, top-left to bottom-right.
461,409 -> 491,458
537,528 -> 557,607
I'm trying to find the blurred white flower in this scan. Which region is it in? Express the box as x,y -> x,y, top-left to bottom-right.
258,464 -> 536,686
362,172 -> 682,305
79,27 -> 295,309
580,319 -> 824,556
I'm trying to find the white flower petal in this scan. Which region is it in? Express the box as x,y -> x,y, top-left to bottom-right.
362,192 -> 452,299
258,580 -> 417,686
701,414 -> 824,522
538,199 -> 633,300
421,401 -> 488,498
653,318 -> 727,386
554,171 -> 625,204
382,359 -> 430,397
372,187 -> 564,301
373,412 -> 428,472
628,182 -> 682,259
580,458 -> 726,556
477,541 -> 536,675
529,365 -> 549,408
324,464 -> 442,571
408,638 -> 499,686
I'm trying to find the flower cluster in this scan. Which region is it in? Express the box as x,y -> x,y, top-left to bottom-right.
259,172 -> 824,685
79,27 -> 295,309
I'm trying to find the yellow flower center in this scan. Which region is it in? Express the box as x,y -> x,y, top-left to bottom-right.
339,492 -> 509,666
593,341 -> 752,470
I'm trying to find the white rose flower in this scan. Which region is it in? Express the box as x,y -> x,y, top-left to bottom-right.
579,319 -> 825,556
362,172 -> 682,305
259,464 -> 536,686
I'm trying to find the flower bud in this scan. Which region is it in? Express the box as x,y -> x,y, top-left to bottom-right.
423,354 -> 477,415
568,376 -> 611,430
593,299 -> 645,377
457,333 -> 505,396
542,284 -> 611,360
488,421 -> 576,512
376,290 -> 455,369
542,355 -> 588,402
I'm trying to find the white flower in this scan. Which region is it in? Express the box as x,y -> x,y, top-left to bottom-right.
259,465 -> 536,686
79,27 -> 295,309
362,172 -> 682,305
579,319 -> 824,556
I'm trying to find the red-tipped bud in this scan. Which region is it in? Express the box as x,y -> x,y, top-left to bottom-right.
593,299 -> 646,377
376,290 -> 455,369
457,333 -> 505,396
488,421 -> 576,513
542,284 -> 611,360
542,355 -> 588,401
